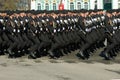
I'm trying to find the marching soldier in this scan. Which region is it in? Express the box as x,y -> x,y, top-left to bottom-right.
0,9 -> 119,60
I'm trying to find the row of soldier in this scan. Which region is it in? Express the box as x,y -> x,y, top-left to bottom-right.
0,10 -> 120,60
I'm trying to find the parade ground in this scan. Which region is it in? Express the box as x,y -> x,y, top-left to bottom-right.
0,50 -> 120,80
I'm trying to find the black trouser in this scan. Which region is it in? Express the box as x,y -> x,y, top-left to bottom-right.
38,34 -> 51,51
29,36 -> 40,52
7,34 -> 20,52
0,35 -> 3,51
17,34 -> 25,50
2,33 -> 10,48
104,31 -> 120,53
50,34 -> 62,51
80,32 -> 94,52
22,33 -> 32,48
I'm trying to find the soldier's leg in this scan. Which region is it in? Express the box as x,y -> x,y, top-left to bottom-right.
7,34 -> 19,58
48,42 -> 60,58
0,36 -> 4,55
17,34 -> 25,50
28,37 -> 40,59
100,36 -> 117,60
76,33 -> 93,59
2,33 -> 10,50
21,33 -> 31,55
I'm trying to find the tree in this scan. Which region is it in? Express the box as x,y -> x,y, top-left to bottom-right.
3,0 -> 18,10
0,0 -> 5,10
0,0 -> 30,10
17,0 -> 31,10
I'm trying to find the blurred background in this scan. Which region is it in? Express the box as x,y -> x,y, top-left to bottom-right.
0,0 -> 120,10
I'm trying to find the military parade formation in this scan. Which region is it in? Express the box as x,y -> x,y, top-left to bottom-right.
0,9 -> 120,60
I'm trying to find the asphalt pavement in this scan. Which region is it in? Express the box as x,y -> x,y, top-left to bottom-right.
0,49 -> 120,80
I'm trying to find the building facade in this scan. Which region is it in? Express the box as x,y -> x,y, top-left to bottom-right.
31,0 -> 120,10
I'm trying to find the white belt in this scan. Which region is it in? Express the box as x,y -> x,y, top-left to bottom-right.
85,28 -> 91,32
113,27 -> 117,30
54,29 -> 56,33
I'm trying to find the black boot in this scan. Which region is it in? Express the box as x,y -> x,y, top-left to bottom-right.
28,52 -> 37,59
7,49 -> 15,58
84,50 -> 90,59
99,51 -> 110,60
63,49 -> 68,55
48,51 -> 55,59
76,51 -> 85,60
0,50 -> 4,55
